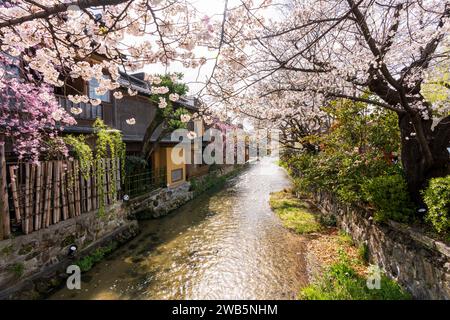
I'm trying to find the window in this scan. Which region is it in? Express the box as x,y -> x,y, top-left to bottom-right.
88,77 -> 110,102
171,168 -> 183,183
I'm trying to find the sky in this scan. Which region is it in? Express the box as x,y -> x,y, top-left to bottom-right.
142,0 -> 229,95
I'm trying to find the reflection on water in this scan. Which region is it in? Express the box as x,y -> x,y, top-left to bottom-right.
50,157 -> 307,300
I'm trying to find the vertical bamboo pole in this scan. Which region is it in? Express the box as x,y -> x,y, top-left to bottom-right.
105,158 -> 111,204
53,161 -> 61,224
92,163 -> 97,210
9,165 -> 20,223
0,143 -> 10,239
34,163 -> 42,231
29,164 -> 36,232
80,169 -> 86,213
23,164 -> 31,234
38,162 -> 46,229
67,161 -> 75,217
61,161 -> 68,220
111,158 -> 116,202
101,158 -> 107,207
116,158 -> 121,201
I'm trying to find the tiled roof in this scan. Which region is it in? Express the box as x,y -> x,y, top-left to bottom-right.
118,72 -> 199,110
118,72 -> 152,95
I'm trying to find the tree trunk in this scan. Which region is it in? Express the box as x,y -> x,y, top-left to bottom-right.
141,112 -> 165,160
399,113 -> 450,205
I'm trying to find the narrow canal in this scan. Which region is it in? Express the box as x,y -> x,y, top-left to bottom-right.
50,157 -> 307,300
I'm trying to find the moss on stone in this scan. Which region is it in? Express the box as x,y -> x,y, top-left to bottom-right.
75,241 -> 118,272
61,235 -> 76,247
18,243 -> 34,255
1,245 -> 13,256
9,262 -> 25,278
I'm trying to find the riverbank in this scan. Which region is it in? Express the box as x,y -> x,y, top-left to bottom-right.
132,164 -> 248,220
269,190 -> 410,300
49,158 -> 307,299
1,163 -> 250,300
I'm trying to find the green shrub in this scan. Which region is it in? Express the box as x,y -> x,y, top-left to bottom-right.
423,175 -> 450,233
299,255 -> 410,300
124,156 -> 148,176
76,256 -> 94,272
362,174 -> 415,223
282,150 -> 401,205
75,242 -> 117,272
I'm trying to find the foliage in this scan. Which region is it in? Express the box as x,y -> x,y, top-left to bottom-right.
124,155 -> 148,176
423,175 -> 450,234
64,119 -> 126,216
282,150 -> 401,205
361,175 -> 415,223
358,243 -> 369,264
63,135 -> 93,179
269,190 -> 321,234
337,232 -> 353,246
0,1 -> 211,103
299,254 -> 411,300
421,62 -> 450,118
208,0 -> 450,204
280,99 -> 416,224
75,242 -> 118,273
323,99 -> 400,155
149,73 -> 191,131
93,119 -> 126,215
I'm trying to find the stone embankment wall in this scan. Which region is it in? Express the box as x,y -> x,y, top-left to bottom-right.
128,182 -> 193,218
0,164 -> 245,299
311,191 -> 450,300
128,165 -> 241,219
0,203 -> 138,299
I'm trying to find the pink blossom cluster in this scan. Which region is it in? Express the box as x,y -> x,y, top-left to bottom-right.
0,77 -> 76,162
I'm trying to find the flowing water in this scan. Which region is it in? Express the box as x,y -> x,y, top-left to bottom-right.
50,157 -> 307,300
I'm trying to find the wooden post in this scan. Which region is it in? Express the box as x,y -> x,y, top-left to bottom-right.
43,161 -> 53,228
9,165 -> 20,223
73,160 -> 81,216
23,163 -> 31,234
92,163 -> 97,210
67,161 -> 75,217
0,143 -> 10,239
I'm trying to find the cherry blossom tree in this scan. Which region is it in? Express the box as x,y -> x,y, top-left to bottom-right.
0,0 -> 214,92
207,0 -> 450,201
0,61 -> 76,162
0,0 -> 217,160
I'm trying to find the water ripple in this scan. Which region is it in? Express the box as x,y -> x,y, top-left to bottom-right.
50,158 -> 307,300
